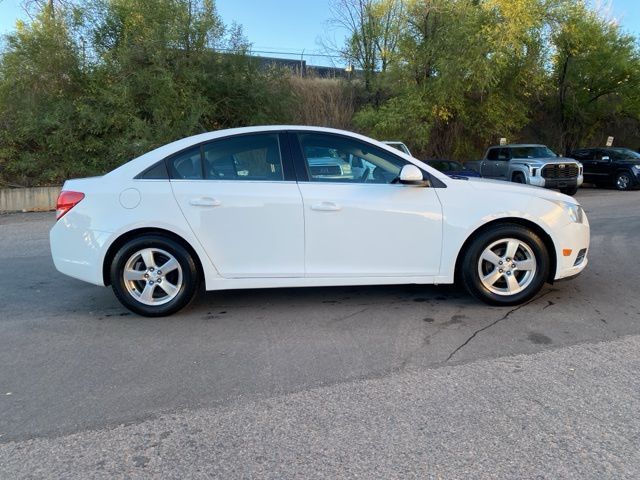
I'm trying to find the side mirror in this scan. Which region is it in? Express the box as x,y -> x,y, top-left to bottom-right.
399,164 -> 428,186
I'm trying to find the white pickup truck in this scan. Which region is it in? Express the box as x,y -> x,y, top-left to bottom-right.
465,144 -> 584,195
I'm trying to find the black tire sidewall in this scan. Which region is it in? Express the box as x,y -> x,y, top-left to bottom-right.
110,235 -> 199,317
461,225 -> 550,306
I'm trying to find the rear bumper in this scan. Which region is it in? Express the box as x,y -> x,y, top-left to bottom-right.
50,214 -> 111,286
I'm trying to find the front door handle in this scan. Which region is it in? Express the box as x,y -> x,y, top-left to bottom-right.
189,197 -> 221,207
311,201 -> 341,212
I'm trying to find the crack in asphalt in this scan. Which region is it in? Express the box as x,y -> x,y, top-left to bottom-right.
445,289 -> 556,362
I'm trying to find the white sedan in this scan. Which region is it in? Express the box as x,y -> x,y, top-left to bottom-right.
50,126 -> 589,316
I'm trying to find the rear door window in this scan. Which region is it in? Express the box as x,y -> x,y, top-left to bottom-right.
203,134 -> 283,181
167,147 -> 203,180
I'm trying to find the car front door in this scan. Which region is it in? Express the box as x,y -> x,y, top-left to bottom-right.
482,148 -> 498,177
291,132 -> 443,277
169,132 -> 304,278
494,148 -> 511,180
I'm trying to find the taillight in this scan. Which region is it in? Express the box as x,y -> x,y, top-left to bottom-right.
56,191 -> 85,220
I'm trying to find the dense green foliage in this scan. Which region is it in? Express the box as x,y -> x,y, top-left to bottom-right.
348,0 -> 640,158
1,0 -> 639,186
0,0 -> 292,186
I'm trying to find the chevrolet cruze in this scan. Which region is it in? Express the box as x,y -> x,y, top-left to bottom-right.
50,126 -> 590,316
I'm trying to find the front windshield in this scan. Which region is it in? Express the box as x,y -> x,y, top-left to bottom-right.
610,148 -> 640,160
511,146 -> 557,159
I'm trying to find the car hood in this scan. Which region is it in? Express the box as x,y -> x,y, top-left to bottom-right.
512,156 -> 579,165
463,176 -> 579,204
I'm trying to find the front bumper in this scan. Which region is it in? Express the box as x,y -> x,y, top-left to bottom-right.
553,217 -> 590,280
530,174 -> 583,189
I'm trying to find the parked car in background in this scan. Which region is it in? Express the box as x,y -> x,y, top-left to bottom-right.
466,144 -> 583,195
570,147 -> 640,191
50,126 -> 590,317
425,160 -> 482,178
383,141 -> 412,156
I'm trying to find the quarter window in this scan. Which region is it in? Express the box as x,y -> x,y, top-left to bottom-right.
298,133 -> 409,184
203,134 -> 283,181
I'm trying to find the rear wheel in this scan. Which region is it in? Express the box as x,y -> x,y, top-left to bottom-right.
460,225 -> 550,306
560,185 -> 578,196
615,171 -> 633,191
110,235 -> 200,317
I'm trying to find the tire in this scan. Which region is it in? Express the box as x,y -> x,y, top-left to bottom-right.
110,234 -> 200,317
460,224 -> 550,306
615,171 -> 633,191
512,172 -> 526,184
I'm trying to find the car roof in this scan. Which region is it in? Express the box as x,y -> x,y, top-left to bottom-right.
489,144 -> 546,148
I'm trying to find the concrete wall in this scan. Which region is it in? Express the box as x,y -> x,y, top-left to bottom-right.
0,186 -> 61,213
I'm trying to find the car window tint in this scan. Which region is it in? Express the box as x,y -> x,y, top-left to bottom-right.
137,160 -> 169,179
571,149 -> 593,160
486,148 -> 499,160
203,134 -> 283,181
299,133 -> 409,184
167,147 -> 203,180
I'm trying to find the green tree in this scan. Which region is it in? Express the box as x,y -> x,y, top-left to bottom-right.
551,2 -> 640,153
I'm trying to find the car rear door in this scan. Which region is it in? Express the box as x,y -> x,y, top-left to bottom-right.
290,131 -> 443,277
169,132 -> 305,278
572,149 -> 596,182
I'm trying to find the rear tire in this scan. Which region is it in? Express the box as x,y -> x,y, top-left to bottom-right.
110,235 -> 200,317
560,185 -> 578,196
460,224 -> 550,306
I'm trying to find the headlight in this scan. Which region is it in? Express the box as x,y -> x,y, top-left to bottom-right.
553,200 -> 585,223
634,165 -> 640,170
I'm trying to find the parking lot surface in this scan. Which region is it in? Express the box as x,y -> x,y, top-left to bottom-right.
1,188 -> 639,477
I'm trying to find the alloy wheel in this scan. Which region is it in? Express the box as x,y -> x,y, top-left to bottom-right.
122,248 -> 183,306
477,238 -> 537,296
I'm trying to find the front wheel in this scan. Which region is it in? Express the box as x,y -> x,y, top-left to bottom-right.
460,225 -> 550,306
512,172 -> 526,184
560,185 -> 578,196
615,171 -> 633,191
110,235 -> 200,317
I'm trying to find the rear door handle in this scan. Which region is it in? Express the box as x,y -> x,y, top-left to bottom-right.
311,201 -> 341,212
189,197 -> 221,207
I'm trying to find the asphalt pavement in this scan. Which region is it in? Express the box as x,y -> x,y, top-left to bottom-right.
1,187 -> 639,478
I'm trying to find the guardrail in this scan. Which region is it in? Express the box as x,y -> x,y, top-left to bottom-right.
0,186 -> 61,213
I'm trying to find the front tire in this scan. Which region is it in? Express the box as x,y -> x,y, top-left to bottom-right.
460,225 -> 550,306
560,185 -> 578,196
110,235 -> 200,317
512,172 -> 526,184
615,171 -> 633,191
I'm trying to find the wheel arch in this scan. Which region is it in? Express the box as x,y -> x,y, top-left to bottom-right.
454,217 -> 557,284
102,227 -> 206,286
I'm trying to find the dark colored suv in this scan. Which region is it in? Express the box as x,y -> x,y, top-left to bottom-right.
571,148 -> 640,191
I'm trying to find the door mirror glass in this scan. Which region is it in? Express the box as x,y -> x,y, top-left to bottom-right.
399,164 -> 427,186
